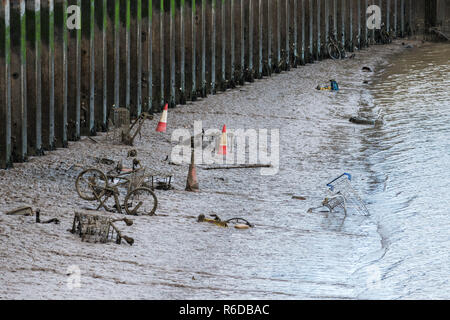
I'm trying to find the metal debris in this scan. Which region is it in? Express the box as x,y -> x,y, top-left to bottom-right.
5,206 -> 33,216
70,211 -> 134,245
197,214 -> 253,229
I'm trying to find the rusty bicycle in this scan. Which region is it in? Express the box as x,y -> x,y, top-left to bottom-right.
75,167 -> 158,216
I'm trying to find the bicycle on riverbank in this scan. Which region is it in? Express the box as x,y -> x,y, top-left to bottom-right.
328,31 -> 347,60
76,167 -> 158,216
375,23 -> 393,44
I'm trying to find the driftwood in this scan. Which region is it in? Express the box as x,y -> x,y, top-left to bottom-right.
202,164 -> 272,170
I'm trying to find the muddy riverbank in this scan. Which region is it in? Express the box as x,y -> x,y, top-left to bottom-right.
0,40 -> 434,299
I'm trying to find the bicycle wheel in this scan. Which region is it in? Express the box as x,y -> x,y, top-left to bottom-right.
328,42 -> 341,60
76,168 -> 108,201
125,187 -> 158,216
338,42 -> 347,59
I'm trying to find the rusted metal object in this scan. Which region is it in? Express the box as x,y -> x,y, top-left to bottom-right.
75,166 -> 158,216
71,211 -> 134,245
197,214 -> 253,229
121,112 -> 153,146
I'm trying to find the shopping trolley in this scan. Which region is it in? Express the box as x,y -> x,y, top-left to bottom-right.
308,173 -> 370,216
325,173 -> 370,216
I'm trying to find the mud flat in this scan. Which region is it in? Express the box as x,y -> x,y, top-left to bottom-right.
0,41 -> 421,299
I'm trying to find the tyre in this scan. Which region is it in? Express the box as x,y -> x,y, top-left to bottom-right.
328,43 -> 341,60
76,168 -> 108,201
125,187 -> 158,216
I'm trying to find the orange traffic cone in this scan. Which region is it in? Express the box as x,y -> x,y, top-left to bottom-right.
218,125 -> 227,155
156,103 -> 168,132
186,148 -> 199,192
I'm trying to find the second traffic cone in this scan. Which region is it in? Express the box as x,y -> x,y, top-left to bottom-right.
156,103 -> 168,132
186,148 -> 199,192
218,125 -> 227,155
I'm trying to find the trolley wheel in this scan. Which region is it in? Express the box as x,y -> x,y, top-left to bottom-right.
124,187 -> 158,216
76,168 -> 108,201
328,43 -> 341,60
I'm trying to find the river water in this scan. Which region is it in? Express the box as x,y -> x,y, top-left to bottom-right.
0,41 -> 448,299
355,42 -> 450,299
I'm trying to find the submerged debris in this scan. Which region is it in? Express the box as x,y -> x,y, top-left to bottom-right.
197,214 -> 253,229
35,209 -> 60,224
292,196 -> 307,201
5,206 -> 33,216
308,173 -> 370,216
71,211 -> 134,245
349,117 -> 376,125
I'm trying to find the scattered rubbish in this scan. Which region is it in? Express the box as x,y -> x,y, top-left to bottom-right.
5,207 -> 60,224
71,211 -> 134,245
234,224 -> 250,230
75,167 -> 158,216
316,80 -> 339,91
122,112 -> 153,146
197,214 -> 228,227
96,157 -> 115,166
127,149 -> 138,158
362,66 -> 372,72
197,214 -> 253,229
5,206 -> 33,216
292,196 -> 307,201
308,173 -> 370,216
35,209 -> 60,224
156,103 -> 169,133
147,170 -> 173,190
350,110 -> 384,126
349,117 -> 376,126
35,209 -> 41,223
202,164 -> 272,170
226,218 -> 254,229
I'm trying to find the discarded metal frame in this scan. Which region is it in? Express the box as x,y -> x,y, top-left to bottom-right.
308,173 -> 370,216
71,211 -> 134,245
75,167 -> 158,216
121,113 -> 153,146
197,214 -> 253,229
